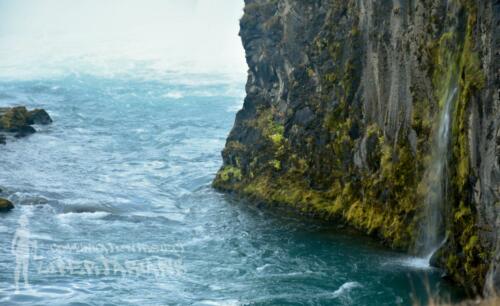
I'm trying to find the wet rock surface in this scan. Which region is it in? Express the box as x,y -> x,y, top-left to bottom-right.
0,198 -> 14,212
0,106 -> 52,142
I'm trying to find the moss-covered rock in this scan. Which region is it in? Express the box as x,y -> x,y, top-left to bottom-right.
0,106 -> 31,131
215,0 -> 499,294
0,106 -> 52,142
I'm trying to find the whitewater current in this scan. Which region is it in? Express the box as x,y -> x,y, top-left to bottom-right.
0,70 -> 465,305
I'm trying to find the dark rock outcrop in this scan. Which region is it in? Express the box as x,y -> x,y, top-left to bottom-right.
214,0 -> 499,294
28,109 -> 53,125
0,106 -> 52,142
0,198 -> 14,212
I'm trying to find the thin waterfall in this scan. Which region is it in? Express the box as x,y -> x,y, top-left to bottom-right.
420,85 -> 458,261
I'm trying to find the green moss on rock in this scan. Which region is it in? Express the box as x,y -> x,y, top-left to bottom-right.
215,0 -> 494,293
424,2 -> 490,291
0,106 -> 53,141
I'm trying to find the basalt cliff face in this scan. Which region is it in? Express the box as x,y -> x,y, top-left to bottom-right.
214,0 -> 499,293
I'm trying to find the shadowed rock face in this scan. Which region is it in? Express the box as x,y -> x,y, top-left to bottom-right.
0,198 -> 14,212
214,0 -> 499,293
0,106 -> 52,141
28,109 -> 53,125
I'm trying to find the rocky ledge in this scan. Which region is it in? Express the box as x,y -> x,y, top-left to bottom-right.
0,106 -> 52,143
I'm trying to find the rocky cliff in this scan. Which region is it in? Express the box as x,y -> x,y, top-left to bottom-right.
214,0 -> 499,294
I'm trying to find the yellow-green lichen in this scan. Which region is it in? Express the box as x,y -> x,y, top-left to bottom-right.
425,2 -> 490,290
215,166 -> 242,185
215,0 -> 490,293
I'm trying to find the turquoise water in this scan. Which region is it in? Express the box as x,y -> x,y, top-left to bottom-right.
0,72 -> 464,305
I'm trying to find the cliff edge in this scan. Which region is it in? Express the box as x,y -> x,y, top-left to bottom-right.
214,0 -> 499,293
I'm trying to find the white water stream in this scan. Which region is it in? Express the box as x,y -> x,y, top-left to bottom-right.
421,86 -> 458,261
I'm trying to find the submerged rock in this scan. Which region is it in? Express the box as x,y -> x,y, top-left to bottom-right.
0,106 -> 52,143
14,125 -> 36,138
0,198 -> 14,212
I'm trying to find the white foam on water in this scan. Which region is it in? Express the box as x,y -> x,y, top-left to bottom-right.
388,249 -> 446,270
330,281 -> 362,298
195,300 -> 241,306
394,257 -> 433,270
256,263 -> 272,272
56,211 -> 110,222
162,91 -> 185,100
